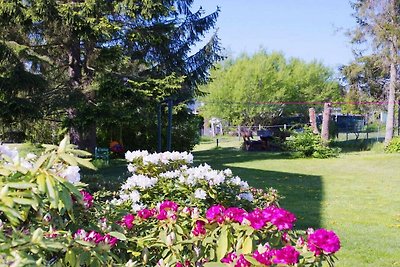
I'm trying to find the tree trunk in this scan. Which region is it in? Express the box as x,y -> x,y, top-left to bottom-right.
384,37 -> 397,145
321,102 -> 331,143
309,108 -> 319,134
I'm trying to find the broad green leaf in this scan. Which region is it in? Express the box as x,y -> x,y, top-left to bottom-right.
0,185 -> 9,198
59,186 -> 73,211
7,182 -> 35,189
32,154 -> 50,174
45,176 -> 59,208
75,239 -> 96,247
0,168 -> 11,176
244,255 -> 263,266
75,157 -> 96,170
65,249 -> 77,267
36,174 -> 46,193
1,196 -> 14,208
108,231 -> 127,241
59,153 -> 78,166
216,225 -> 229,261
242,236 -> 253,254
13,197 -> 37,207
57,135 -> 70,154
0,205 -> 22,225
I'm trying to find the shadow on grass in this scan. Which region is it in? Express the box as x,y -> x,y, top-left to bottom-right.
331,138 -> 384,153
194,147 -> 293,167
193,148 -> 323,230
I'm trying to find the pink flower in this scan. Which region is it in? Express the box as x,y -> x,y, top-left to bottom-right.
234,254 -> 251,267
224,207 -> 247,223
221,252 -> 236,263
206,205 -> 226,224
157,200 -> 179,221
137,208 -> 155,219
103,234 -> 118,247
159,200 -> 179,212
192,220 -> 206,236
262,206 -> 296,230
176,263 -> 183,267
253,244 -> 273,265
121,214 -> 135,229
243,209 -> 267,230
80,190 -> 94,209
273,246 -> 299,265
307,229 -> 341,255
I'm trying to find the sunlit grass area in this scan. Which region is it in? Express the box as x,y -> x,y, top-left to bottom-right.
193,137 -> 400,267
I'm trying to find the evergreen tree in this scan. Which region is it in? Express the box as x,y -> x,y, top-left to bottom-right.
0,0 -> 221,150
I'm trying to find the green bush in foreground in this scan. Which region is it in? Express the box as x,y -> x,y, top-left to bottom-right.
0,137 -> 341,266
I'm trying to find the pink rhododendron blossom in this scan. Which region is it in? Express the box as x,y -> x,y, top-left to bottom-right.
121,214 -> 135,229
73,229 -> 118,247
262,206 -> 296,230
235,254 -> 251,267
253,244 -> 273,265
176,263 -> 183,267
206,205 -> 226,224
157,200 -> 179,221
80,190 -> 94,209
159,200 -> 179,211
192,220 -> 206,236
243,209 -> 267,230
221,252 -> 236,263
273,246 -> 300,265
224,207 -> 247,223
308,229 -> 340,255
137,208 -> 155,219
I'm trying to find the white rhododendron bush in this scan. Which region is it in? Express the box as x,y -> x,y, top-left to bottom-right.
0,137 -> 340,266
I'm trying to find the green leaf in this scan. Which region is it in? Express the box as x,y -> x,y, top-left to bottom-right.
12,197 -> 37,206
7,182 -> 35,189
59,153 -> 78,166
75,157 -> 96,170
108,231 -> 127,241
57,135 -> 70,154
242,236 -> 253,254
75,239 -> 96,247
59,186 -> 73,211
45,175 -> 59,208
36,174 -> 46,193
32,154 -> 50,174
216,225 -> 229,261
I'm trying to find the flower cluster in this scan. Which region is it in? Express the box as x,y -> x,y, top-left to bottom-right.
114,151 -> 256,211
307,228 -> 341,255
221,252 -> 251,267
205,205 -> 296,230
80,190 -> 94,209
253,244 -> 300,265
73,229 -> 118,247
125,150 -> 193,165
0,144 -> 35,170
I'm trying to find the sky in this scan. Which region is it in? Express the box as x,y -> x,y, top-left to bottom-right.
192,0 -> 357,70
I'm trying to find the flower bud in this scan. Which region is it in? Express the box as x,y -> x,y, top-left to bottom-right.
166,232 -> 176,247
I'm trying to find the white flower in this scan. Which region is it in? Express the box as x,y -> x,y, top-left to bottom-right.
0,144 -> 19,160
127,164 -> 136,173
124,174 -> 157,189
129,190 -> 141,202
25,153 -> 37,160
60,166 -> 80,184
238,192 -> 254,202
191,207 -> 200,219
194,188 -> 207,199
223,168 -> 233,177
230,176 -> 242,186
131,203 -> 145,212
125,150 -> 148,162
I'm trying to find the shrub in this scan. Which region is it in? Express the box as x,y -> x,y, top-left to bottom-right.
0,138 -> 341,266
286,127 -> 340,158
384,137 -> 400,153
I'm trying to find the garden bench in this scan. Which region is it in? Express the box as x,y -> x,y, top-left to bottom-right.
94,147 -> 110,163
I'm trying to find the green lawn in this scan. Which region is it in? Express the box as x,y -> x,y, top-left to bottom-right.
193,137 -> 400,266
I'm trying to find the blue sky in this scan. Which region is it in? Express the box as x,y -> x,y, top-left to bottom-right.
193,0 -> 357,69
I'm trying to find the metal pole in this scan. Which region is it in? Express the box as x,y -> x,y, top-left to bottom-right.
167,99 -> 173,151
157,103 -> 162,152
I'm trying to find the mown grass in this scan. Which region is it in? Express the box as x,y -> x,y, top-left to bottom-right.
193,137 -> 400,267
